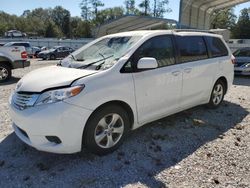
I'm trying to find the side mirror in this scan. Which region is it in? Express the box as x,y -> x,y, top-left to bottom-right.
137,57 -> 158,70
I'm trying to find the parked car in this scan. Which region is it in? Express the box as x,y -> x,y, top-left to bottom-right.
40,46 -> 48,51
4,42 -> 32,57
0,46 -> 30,82
233,47 -> 250,75
31,46 -> 41,58
4,30 -> 27,38
37,46 -> 74,60
9,30 -> 234,155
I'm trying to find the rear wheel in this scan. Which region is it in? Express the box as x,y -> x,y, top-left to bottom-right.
0,63 -> 11,83
207,80 -> 225,108
83,105 -> 130,155
50,54 -> 56,60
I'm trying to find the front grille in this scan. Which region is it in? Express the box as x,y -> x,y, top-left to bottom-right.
12,92 -> 39,110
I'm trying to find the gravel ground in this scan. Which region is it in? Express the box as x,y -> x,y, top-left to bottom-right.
0,59 -> 249,188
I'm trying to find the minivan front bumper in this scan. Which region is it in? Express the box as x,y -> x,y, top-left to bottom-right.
9,101 -> 93,154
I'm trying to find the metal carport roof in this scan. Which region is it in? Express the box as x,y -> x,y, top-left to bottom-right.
93,15 -> 177,37
179,0 -> 250,29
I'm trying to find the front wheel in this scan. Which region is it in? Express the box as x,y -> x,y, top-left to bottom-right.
82,105 -> 130,155
0,63 -> 11,83
207,80 -> 226,108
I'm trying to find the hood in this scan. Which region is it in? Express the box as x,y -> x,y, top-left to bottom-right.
16,66 -> 97,92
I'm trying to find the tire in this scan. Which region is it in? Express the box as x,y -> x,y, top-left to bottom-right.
207,79 -> 226,108
83,105 -> 130,155
0,63 -> 11,83
50,54 -> 56,60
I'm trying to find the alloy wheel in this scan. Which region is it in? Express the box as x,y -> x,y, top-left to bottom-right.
94,113 -> 124,149
212,83 -> 224,105
0,67 -> 8,81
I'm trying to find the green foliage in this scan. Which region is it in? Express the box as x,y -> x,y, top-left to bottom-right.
0,7 -> 92,38
95,7 -> 125,25
80,0 -> 93,20
231,8 -> 250,39
45,21 -> 62,38
210,8 -> 237,30
51,6 -> 71,37
124,0 -> 136,14
138,0 -> 151,15
0,0 -> 173,38
152,0 -> 171,18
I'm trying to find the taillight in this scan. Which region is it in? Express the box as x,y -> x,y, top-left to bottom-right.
21,51 -> 28,59
231,55 -> 236,64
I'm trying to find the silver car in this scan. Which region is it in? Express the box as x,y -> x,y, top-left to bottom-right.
233,47 -> 250,76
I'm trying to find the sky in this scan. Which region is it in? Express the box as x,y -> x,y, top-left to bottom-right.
0,0 -> 250,21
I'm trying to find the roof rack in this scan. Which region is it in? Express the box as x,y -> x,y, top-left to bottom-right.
173,29 -> 216,34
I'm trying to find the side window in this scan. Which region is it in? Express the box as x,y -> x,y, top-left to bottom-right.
58,47 -> 63,52
132,35 -> 175,68
176,36 -> 208,63
206,36 -> 228,57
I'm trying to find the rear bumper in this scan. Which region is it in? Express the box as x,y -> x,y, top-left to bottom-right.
12,60 -> 30,69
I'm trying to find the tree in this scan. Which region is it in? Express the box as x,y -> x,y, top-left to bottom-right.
138,0 -> 151,15
70,17 -> 92,38
210,8 -> 237,30
92,0 -> 104,20
95,7 -> 125,25
45,21 -> 61,38
80,0 -> 92,20
124,0 -> 136,14
231,8 -> 250,39
153,0 -> 171,18
51,6 -> 71,37
22,10 -> 31,18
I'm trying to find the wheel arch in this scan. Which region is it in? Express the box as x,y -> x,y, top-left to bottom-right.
87,100 -> 135,129
81,100 -> 135,152
0,57 -> 13,69
216,76 -> 228,94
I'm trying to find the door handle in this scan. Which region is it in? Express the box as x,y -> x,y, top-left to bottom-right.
171,70 -> 181,76
184,68 -> 192,73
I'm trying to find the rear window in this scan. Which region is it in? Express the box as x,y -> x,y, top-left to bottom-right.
206,37 -> 228,57
13,43 -> 30,47
176,36 -> 208,63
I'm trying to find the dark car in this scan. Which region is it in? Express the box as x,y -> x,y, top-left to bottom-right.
32,46 -> 41,58
37,46 -> 74,60
233,47 -> 250,76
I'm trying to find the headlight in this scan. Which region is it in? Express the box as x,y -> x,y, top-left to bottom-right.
35,85 -> 84,106
244,63 -> 250,68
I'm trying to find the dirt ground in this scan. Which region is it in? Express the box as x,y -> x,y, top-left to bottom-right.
0,59 -> 249,188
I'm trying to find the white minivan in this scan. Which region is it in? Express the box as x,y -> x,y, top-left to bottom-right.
9,30 -> 234,155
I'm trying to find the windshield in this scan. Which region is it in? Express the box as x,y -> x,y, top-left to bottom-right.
3,42 -> 12,47
67,36 -> 142,70
233,49 -> 250,57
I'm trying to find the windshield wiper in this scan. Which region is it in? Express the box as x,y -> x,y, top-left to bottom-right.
77,55 -> 114,69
